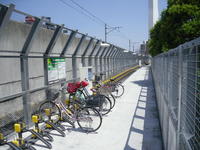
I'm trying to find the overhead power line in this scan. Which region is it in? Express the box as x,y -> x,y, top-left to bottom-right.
68,0 -> 107,25
58,0 -> 102,25
58,0 -> 133,45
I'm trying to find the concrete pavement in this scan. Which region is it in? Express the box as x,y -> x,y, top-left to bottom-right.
32,66 -> 163,150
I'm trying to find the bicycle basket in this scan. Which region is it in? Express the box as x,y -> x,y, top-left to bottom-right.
85,95 -> 105,107
47,89 -> 60,101
98,86 -> 112,94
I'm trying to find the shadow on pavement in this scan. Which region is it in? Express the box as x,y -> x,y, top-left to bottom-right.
68,127 -> 98,134
124,67 -> 163,150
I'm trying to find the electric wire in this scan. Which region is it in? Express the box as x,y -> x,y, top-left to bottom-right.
58,0 -> 102,26
59,0 -> 132,40
68,0 -> 107,26
68,0 -> 133,40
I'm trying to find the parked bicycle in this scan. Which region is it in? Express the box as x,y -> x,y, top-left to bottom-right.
92,73 -> 124,98
38,87 -> 102,133
67,81 -> 112,115
91,81 -> 116,109
98,78 -> 125,98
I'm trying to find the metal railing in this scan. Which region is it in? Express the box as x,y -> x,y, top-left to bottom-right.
151,37 -> 200,150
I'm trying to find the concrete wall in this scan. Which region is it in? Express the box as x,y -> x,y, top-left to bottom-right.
0,57 -> 24,128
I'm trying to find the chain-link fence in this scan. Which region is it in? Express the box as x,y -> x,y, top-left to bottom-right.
151,37 -> 200,150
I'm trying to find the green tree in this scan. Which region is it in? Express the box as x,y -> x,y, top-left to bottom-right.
148,0 -> 200,56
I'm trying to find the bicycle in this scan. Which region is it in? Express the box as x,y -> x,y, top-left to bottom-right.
67,81 -> 112,115
103,78 -> 125,98
38,87 -> 102,133
94,73 -> 124,98
91,81 -> 116,109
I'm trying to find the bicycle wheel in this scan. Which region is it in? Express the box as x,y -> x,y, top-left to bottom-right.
98,95 -> 112,115
78,91 -> 112,115
107,94 -> 116,109
112,83 -> 124,98
38,101 -> 61,122
77,107 -> 102,133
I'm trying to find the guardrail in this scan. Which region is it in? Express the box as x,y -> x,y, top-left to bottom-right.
103,65 -> 140,84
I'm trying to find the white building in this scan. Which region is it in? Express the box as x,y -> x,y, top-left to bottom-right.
148,0 -> 159,31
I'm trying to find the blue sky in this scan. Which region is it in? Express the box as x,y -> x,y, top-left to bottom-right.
1,0 -> 167,50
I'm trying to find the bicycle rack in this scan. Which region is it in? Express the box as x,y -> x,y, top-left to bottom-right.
16,115 -> 53,149
12,123 -> 25,147
59,114 -> 75,128
32,115 -> 53,142
44,109 -> 66,137
0,132 -> 22,150
12,122 -> 53,150
12,123 -> 36,150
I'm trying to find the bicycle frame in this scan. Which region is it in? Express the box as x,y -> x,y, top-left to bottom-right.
54,97 -> 82,123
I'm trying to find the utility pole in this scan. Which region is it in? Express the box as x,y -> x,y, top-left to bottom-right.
104,24 -> 122,42
105,24 -> 107,42
129,40 -> 131,51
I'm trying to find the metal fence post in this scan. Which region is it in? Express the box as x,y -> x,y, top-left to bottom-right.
108,47 -> 116,77
81,37 -> 94,67
44,25 -> 64,94
60,30 -> 77,57
0,4 -> 14,36
94,47 -> 103,74
177,46 -> 183,150
20,18 -> 42,127
72,34 -> 86,81
104,45 -> 113,78
88,40 -> 101,67
20,56 -> 31,126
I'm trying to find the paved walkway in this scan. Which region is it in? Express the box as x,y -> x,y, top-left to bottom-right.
33,66 -> 163,150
